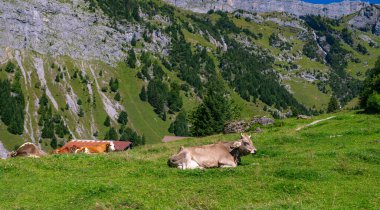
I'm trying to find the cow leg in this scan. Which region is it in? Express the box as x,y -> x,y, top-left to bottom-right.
180,153 -> 200,170
218,158 -> 237,168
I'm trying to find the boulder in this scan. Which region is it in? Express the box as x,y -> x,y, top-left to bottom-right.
297,115 -> 311,120
249,116 -> 274,126
254,127 -> 263,133
224,120 -> 249,134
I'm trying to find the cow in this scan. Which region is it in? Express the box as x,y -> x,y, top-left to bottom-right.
168,133 -> 257,169
8,142 -> 46,158
52,146 -> 80,154
75,143 -> 111,154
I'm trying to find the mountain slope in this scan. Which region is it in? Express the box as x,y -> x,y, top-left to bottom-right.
0,0 -> 379,151
163,0 -> 371,18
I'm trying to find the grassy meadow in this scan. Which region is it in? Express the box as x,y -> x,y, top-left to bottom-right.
0,111 -> 379,209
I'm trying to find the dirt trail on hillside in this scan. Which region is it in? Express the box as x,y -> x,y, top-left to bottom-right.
296,116 -> 336,131
0,141 -> 8,159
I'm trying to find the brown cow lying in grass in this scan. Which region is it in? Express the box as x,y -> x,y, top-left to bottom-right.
52,146 -> 79,154
52,142 -> 114,154
74,143 -> 111,154
8,142 -> 46,158
168,133 -> 257,169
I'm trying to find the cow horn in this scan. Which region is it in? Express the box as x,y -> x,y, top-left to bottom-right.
240,133 -> 243,137
249,135 -> 251,138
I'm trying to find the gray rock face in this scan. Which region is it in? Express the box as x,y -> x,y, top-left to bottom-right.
250,116 -> 275,126
349,5 -> 380,35
224,120 -> 249,134
164,0 -> 370,19
0,0 -> 169,64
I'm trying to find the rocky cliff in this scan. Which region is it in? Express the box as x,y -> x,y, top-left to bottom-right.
164,0 -> 371,18
0,0 -> 169,64
349,5 -> 380,35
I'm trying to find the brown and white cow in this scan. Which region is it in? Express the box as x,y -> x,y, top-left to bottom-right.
74,143 -> 111,154
168,133 -> 257,169
8,142 -> 46,158
52,146 -> 79,154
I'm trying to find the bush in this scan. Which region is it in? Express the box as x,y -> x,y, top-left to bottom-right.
360,57 -> 380,113
117,111 -> 128,125
104,116 -> 111,127
5,62 -> 16,73
366,93 -> 380,113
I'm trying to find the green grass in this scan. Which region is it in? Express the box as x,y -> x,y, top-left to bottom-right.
115,63 -> 171,144
0,123 -> 24,151
1,111 -> 379,209
182,29 -> 216,50
284,78 -> 330,110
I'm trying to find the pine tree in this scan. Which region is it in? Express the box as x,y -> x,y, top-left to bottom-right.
169,111 -> 190,136
139,87 -> 147,101
117,111 -> 128,125
105,127 -> 118,140
131,34 -> 137,46
51,135 -> 58,149
190,81 -> 239,136
114,92 -> 121,101
360,57 -> 380,113
104,116 -> 111,127
127,49 -> 137,68
5,62 -> 15,73
109,78 -> 119,92
55,74 -> 60,83
327,96 -> 339,113
78,108 -> 84,117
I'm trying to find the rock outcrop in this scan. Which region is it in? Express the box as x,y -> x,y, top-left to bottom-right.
224,120 -> 249,134
250,116 -> 275,126
0,0 -> 169,64
224,116 -> 275,134
164,0 -> 370,19
349,5 -> 380,35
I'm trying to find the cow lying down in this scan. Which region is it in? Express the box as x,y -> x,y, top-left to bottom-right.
168,133 -> 257,169
8,142 -> 46,158
52,142 -> 115,154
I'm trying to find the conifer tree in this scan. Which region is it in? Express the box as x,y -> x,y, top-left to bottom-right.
104,116 -> 111,127
169,111 -> 190,136
114,92 -> 121,101
139,87 -> 147,101
327,96 -> 339,113
51,135 -> 58,149
190,81 -> 239,136
360,57 -> 380,113
105,127 -> 118,140
127,49 -> 137,68
117,111 -> 128,125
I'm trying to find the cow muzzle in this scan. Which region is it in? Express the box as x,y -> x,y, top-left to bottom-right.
251,149 -> 257,155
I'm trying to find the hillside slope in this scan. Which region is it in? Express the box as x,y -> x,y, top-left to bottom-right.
0,0 -> 380,151
0,111 -> 379,209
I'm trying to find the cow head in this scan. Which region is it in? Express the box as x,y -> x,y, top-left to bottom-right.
231,133 -> 257,156
7,151 -> 17,158
108,142 -> 115,152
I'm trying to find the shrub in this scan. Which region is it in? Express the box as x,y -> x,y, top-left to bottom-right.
117,111 -> 128,125
366,93 -> 380,113
5,62 -> 16,73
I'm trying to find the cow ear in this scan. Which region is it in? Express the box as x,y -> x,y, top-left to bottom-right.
232,141 -> 242,148
178,146 -> 184,152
